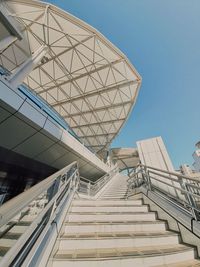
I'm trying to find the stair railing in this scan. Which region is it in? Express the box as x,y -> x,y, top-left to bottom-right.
79,165 -> 119,196
127,164 -> 200,221
0,161 -> 79,267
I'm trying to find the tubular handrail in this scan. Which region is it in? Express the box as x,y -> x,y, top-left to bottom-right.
79,166 -> 119,196
140,164 -> 200,183
147,175 -> 200,199
0,161 -> 77,228
80,176 -> 95,185
127,164 -> 200,221
127,170 -> 141,183
80,171 -> 111,186
0,161 -> 79,266
145,170 -> 200,197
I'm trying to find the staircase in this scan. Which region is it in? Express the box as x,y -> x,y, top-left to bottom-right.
0,195 -> 46,259
49,175 -> 200,267
0,214 -> 36,258
99,174 -> 129,199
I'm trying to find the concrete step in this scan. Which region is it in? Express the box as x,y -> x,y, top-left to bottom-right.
101,193 -> 127,197
100,197 -> 128,200
0,246 -> 10,258
6,225 -> 29,234
0,219 -> 33,257
0,238 -> 17,247
103,188 -> 128,191
101,190 -> 127,193
52,244 -> 195,267
64,221 -> 167,234
58,232 -> 180,250
72,199 -> 143,206
102,193 -> 127,195
68,212 -> 156,223
63,231 -> 172,239
70,205 -> 148,213
156,259 -> 200,266
102,188 -> 128,191
100,196 -> 127,200
102,192 -> 127,195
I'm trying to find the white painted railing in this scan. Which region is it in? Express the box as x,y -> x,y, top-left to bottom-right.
127,164 -> 200,220
0,161 -> 79,267
79,166 -> 118,196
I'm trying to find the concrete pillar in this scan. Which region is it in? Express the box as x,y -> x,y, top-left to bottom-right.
8,45 -> 48,88
0,35 -> 17,51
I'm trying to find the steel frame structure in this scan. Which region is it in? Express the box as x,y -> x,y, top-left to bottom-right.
0,0 -> 141,155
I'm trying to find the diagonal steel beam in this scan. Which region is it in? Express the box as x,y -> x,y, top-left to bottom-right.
71,118 -> 124,129
38,58 -> 123,94
63,100 -> 131,118
51,79 -> 138,107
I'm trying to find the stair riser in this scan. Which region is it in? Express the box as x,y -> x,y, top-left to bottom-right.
100,197 -> 127,199
52,250 -> 195,267
6,225 -> 28,234
16,215 -> 37,224
73,200 -> 142,206
0,239 -> 16,247
102,189 -> 128,191
58,235 -> 180,250
102,193 -> 127,196
68,213 -> 156,222
100,195 -> 127,198
103,193 -> 127,194
102,190 -> 128,193
100,195 -> 126,196
106,187 -> 128,189
64,223 -> 167,234
71,206 -> 148,213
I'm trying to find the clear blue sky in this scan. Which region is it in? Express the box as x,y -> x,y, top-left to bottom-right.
46,0 -> 200,168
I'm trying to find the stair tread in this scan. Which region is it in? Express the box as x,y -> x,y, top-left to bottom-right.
53,244 -> 193,260
70,211 -> 150,215
61,231 -> 178,239
157,259 -> 200,267
0,232 -> 21,240
0,246 -> 10,257
72,205 -> 146,208
73,201 -> 143,203
66,220 -> 165,225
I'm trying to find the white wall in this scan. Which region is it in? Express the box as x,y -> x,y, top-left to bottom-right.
137,136 -> 182,199
136,136 -> 174,171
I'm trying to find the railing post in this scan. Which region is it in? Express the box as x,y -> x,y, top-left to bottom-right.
87,182 -> 91,196
44,175 -> 62,222
184,182 -> 200,221
142,165 -> 151,191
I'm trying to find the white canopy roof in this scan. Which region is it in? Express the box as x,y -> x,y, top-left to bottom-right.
1,0 -> 141,154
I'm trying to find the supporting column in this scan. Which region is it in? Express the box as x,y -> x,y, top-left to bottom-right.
8,45 -> 48,89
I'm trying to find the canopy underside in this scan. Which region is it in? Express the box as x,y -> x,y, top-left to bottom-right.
1,0 -> 141,154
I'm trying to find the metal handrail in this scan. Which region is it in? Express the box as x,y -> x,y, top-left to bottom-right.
141,164 -> 200,183
80,176 -> 95,185
127,164 -> 200,221
0,161 -> 77,228
79,166 -> 119,196
0,161 -> 79,266
80,169 -> 114,186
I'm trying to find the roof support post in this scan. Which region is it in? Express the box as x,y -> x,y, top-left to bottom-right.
8,45 -> 48,89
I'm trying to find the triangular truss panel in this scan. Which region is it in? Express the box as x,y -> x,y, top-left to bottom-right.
1,0 -> 142,154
